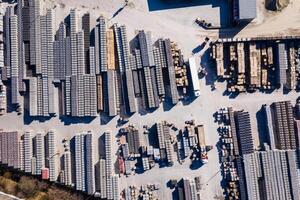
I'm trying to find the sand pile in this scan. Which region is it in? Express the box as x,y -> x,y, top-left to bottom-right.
266,0 -> 290,11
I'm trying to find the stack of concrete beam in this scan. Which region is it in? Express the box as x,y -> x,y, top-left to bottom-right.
243,152 -> 260,200
45,131 -> 57,182
82,13 -> 90,72
263,104 -> 276,150
105,132 -> 113,199
0,80 -> 7,115
287,42 -> 296,90
135,49 -> 148,109
65,36 -> 72,76
64,76 -> 71,115
99,159 -> 107,199
129,54 -> 140,95
70,9 -> 78,76
99,16 -> 107,73
54,23 -> 66,80
139,31 -> 155,67
41,76 -> 49,116
19,139 -> 24,171
31,157 -> 36,175
228,107 -> 239,156
17,0 -> 25,92
0,130 -> 8,164
33,132 -> 45,175
270,101 -> 296,150
29,0 -> 41,73
88,75 -> 97,116
189,179 -> 198,200
36,76 -> 42,115
103,132 -> 119,199
234,110 -> 254,155
70,75 -> 78,116
23,131 -> 33,173
138,31 -> 159,109
85,132 -> 95,195
125,126 -> 141,156
112,175 -> 119,200
63,150 -> 72,186
96,74 -> 103,111
94,25 -> 100,74
244,150 -> 300,200
0,131 -> 20,169
115,25 -> 136,114
77,31 -> 85,75
68,132 -> 95,194
231,109 -> 254,199
9,15 -> 20,105
153,46 -> 165,97
183,179 -> 192,200
21,0 -> 30,48
77,75 -> 84,117
106,70 -> 117,116
3,7 -> 13,80
0,12 -> 4,71
144,66 -> 157,108
157,122 -> 166,149
156,121 -> 173,164
164,39 -> 179,105
89,46 -> 96,75
73,133 -> 85,191
276,43 -> 288,88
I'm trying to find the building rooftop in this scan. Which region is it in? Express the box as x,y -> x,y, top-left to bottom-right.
238,0 -> 257,20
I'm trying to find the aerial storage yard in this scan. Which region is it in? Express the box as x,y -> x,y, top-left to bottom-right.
0,0 -> 300,200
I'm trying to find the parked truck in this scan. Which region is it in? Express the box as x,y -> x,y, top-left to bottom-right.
195,125 -> 209,164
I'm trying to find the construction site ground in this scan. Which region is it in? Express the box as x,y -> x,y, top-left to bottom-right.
1,0 -> 300,199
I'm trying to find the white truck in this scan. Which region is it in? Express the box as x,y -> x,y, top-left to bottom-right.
188,57 -> 201,97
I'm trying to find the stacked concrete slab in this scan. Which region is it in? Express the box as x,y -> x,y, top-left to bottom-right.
0,131 -> 20,168
1,2 -> 186,118
23,131 -> 33,173
244,150 -> 300,200
9,15 -> 20,105
271,101 -> 296,150
71,132 -> 96,193
114,25 -> 136,114
45,131 -> 57,182
62,150 -> 72,186
85,132 -> 95,195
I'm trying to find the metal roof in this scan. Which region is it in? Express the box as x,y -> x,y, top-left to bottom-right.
238,0 -> 257,20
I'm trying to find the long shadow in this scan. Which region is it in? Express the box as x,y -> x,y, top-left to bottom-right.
59,116 -> 96,125
192,43 -> 206,54
256,106 -> 268,148
218,21 -> 251,38
172,187 -> 180,200
98,134 -> 106,160
100,113 -> 115,125
163,98 -> 176,112
24,115 -> 52,125
182,96 -> 197,106
147,0 -> 230,27
201,47 -> 217,86
222,90 -> 239,99
147,124 -> 159,148
110,3 -> 128,20
189,160 -> 203,170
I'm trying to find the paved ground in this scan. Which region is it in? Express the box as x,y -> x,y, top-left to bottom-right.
1,0 -> 300,199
